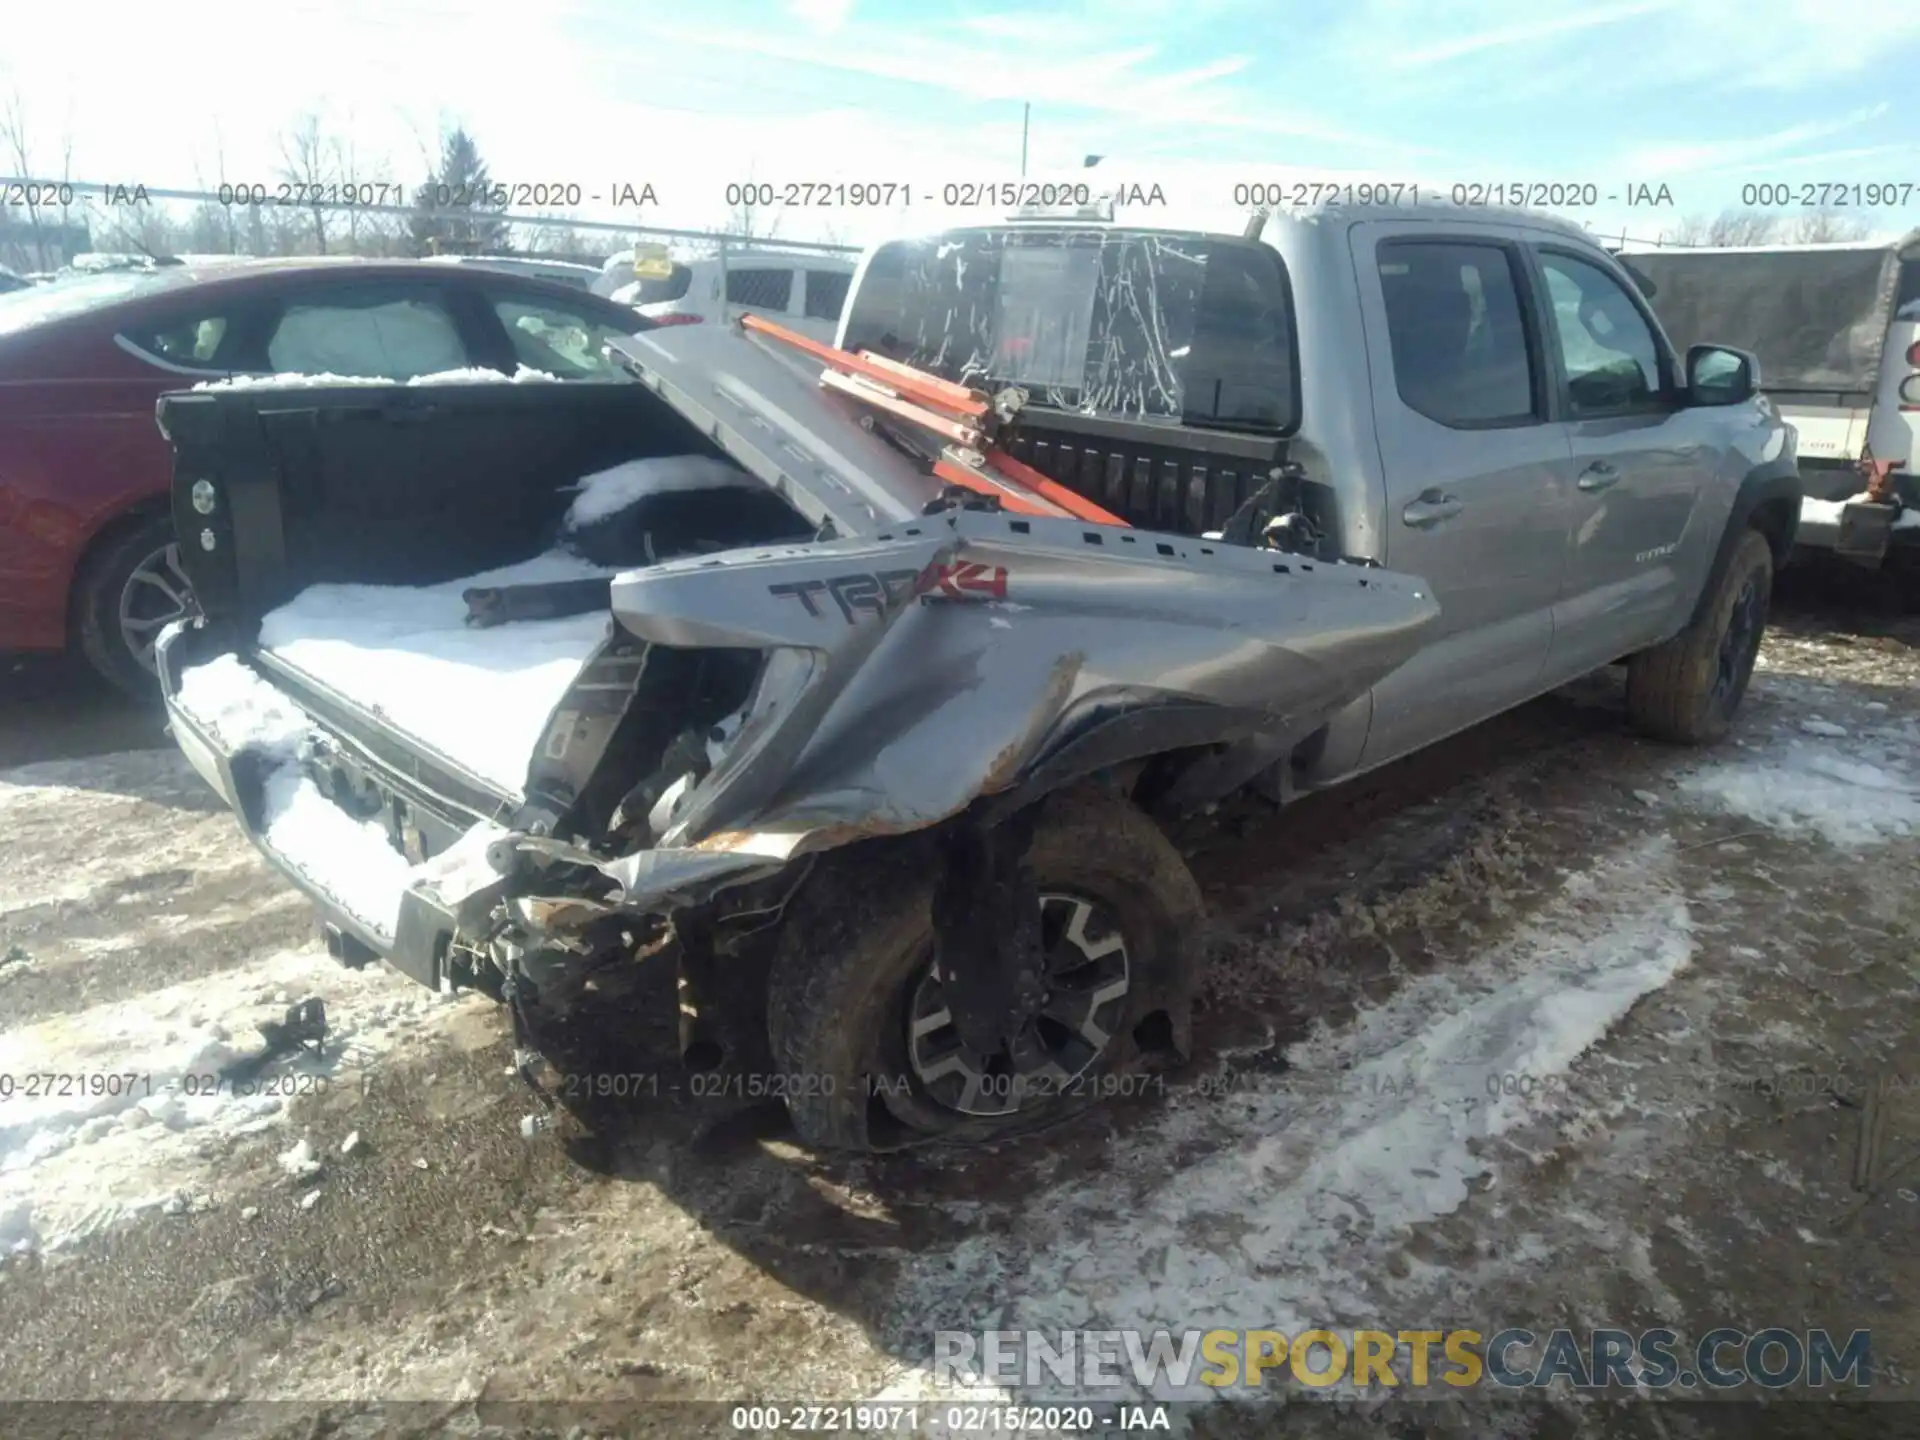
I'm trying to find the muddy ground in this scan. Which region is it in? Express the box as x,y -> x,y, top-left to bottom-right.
0,569 -> 1915,1440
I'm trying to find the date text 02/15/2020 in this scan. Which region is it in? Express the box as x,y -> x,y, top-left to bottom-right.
727,1404 -> 1172,1432
0,1072 -> 330,1100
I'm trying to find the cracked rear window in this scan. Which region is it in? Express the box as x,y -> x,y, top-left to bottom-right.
842,227 -> 1298,433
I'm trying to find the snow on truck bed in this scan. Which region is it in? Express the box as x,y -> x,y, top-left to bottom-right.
243,452 -> 760,795
169,452 -> 769,932
255,549 -> 618,794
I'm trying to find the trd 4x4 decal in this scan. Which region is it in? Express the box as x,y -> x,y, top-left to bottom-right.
917,560 -> 1009,601
769,561 -> 1011,623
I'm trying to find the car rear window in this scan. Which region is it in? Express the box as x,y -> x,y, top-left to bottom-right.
841,227 -> 1298,432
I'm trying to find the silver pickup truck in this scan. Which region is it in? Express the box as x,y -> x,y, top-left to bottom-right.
153,198 -> 1798,1152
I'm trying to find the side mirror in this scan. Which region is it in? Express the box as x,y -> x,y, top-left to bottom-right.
1686,344 -> 1759,406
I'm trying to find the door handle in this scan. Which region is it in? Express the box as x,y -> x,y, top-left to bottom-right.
1576,460 -> 1620,492
1401,491 -> 1463,529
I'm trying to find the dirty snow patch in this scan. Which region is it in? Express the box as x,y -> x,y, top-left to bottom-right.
0,946 -> 480,1252
901,837 -> 1693,1405
562,453 -> 762,530
1679,723 -> 1918,848
256,551 -> 617,795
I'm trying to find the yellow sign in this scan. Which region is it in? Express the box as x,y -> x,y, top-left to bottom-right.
632,243 -> 674,279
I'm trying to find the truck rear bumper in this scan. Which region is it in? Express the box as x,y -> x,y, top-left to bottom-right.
156,620 -> 780,993
1795,470 -> 1919,567
156,621 -> 507,991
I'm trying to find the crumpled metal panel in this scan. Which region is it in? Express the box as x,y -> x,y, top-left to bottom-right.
573,507 -> 1438,912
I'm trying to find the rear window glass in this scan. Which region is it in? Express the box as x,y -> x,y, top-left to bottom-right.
841,228 -> 1297,431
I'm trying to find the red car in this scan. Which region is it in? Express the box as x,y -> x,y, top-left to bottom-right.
0,259 -> 652,693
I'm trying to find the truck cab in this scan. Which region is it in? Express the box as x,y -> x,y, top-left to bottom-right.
836,197 -> 1799,787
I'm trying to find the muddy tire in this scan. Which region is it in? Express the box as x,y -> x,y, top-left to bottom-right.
1626,528 -> 1773,745
766,788 -> 1204,1152
74,512 -> 190,698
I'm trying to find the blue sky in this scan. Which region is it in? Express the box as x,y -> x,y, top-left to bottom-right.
4,0 -> 1918,245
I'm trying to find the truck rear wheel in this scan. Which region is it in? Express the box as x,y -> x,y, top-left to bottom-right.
765,789 -> 1203,1152
1626,528 -> 1773,745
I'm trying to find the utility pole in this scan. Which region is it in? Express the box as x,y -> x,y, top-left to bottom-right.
1020,103 -> 1029,177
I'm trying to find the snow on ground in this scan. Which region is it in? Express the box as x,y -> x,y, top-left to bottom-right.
0,749 -> 262,916
562,453 -> 762,530
251,551 -> 617,795
1677,693 -> 1919,847
883,836 -> 1693,1406
0,941 -> 477,1255
191,365 -> 559,391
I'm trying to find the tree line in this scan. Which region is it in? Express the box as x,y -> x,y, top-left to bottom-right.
0,104 -> 617,273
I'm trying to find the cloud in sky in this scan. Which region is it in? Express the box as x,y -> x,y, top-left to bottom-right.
787,0 -> 856,33
0,0 -> 1913,243
1382,0 -> 1675,69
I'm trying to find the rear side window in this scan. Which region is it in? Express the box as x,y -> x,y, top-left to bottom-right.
262,289 -> 468,378
840,228 -> 1298,431
803,269 -> 852,321
489,296 -> 632,379
725,267 -> 794,310
1377,240 -> 1536,427
121,311 -> 233,370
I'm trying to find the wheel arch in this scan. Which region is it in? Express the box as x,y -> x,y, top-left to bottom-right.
1687,460 -> 1800,632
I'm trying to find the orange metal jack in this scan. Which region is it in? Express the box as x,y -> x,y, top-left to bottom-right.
740,311 -> 1128,527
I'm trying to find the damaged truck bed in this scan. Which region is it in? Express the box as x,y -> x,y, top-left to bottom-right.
154,314 -> 1438,1151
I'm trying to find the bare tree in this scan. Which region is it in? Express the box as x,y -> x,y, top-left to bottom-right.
1781,208 -> 1873,244
56,103 -> 76,257
724,165 -> 782,242
191,124 -> 243,253
1705,210 -> 1784,246
277,112 -> 339,254
0,85 -> 48,271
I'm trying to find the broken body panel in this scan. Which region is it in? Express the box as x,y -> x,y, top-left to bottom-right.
156,317 -> 1438,995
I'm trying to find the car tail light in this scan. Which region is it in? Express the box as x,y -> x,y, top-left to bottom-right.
651,312 -> 703,327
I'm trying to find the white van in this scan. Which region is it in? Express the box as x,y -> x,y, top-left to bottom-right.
1620,232 -> 1920,569
594,246 -> 857,343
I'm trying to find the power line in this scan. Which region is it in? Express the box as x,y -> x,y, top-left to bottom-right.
0,177 -> 864,253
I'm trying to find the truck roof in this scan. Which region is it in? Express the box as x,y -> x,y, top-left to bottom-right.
874,196 -> 1599,252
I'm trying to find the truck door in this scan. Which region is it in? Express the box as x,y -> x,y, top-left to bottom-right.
1349,224 -> 1579,770
1528,244 -> 1723,673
